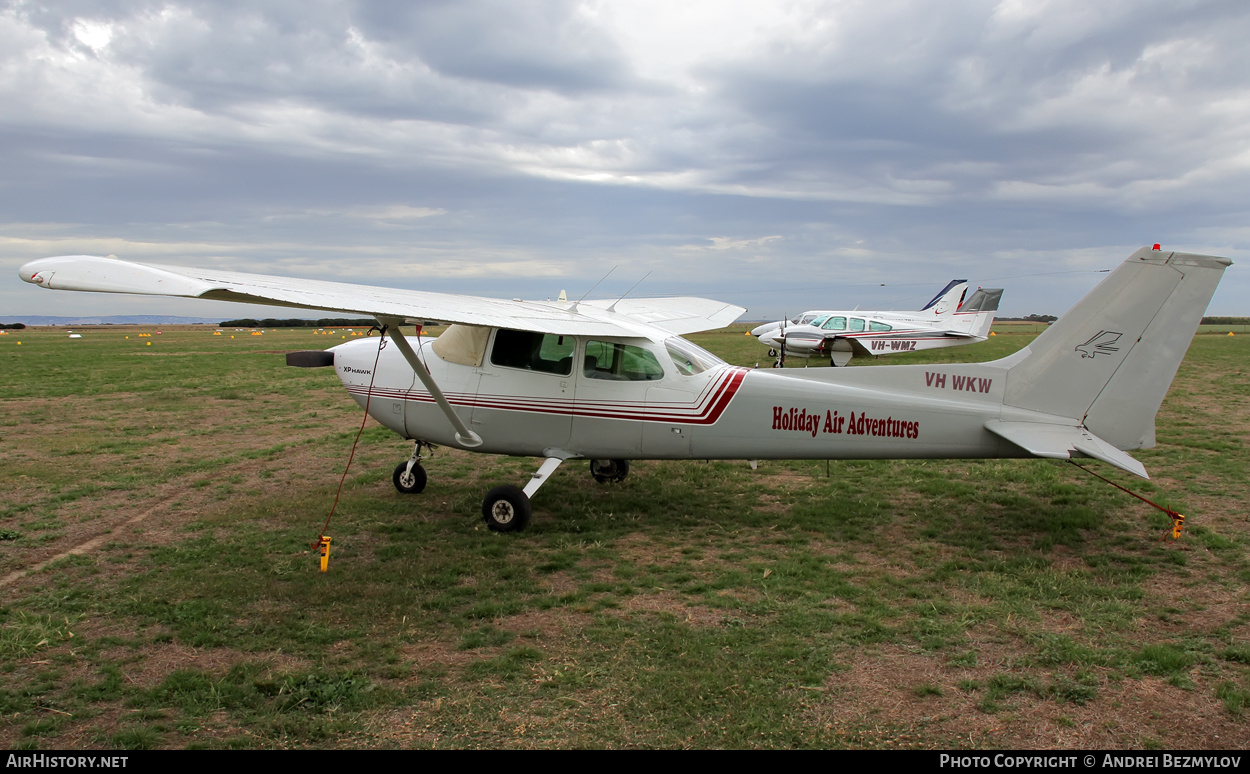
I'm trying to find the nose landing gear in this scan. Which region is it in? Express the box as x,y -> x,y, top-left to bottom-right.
392,462 -> 427,494
392,441 -> 434,494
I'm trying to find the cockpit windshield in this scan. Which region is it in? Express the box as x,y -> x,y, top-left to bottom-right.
665,337 -> 725,376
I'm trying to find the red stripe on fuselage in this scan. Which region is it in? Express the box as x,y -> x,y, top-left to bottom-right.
347,366 -> 750,425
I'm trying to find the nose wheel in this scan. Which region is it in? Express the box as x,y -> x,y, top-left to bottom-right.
392,440 -> 433,494
392,461 -> 427,494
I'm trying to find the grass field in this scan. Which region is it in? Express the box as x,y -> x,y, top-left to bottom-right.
1,322 -> 1247,749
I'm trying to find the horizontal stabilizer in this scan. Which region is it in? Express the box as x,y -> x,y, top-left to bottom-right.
985,420 -> 1148,479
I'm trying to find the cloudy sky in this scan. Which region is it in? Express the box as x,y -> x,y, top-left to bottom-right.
3,0 -> 1248,321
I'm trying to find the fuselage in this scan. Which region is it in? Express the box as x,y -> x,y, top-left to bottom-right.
331,328 -> 1034,462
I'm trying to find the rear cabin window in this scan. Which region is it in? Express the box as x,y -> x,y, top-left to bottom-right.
584,341 -> 665,381
869,320 -> 892,332
490,329 -> 574,376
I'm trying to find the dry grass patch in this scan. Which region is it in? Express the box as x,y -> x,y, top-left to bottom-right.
803,644 -> 1249,749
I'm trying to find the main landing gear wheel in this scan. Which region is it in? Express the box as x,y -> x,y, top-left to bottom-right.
482,485 -> 532,532
590,459 -> 630,483
392,462 -> 427,494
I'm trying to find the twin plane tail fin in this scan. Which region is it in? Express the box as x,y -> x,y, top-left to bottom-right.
999,247 -> 1231,450
919,279 -> 968,318
954,287 -> 1002,338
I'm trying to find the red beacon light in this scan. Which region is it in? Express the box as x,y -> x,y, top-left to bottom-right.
1152,244 -> 1161,250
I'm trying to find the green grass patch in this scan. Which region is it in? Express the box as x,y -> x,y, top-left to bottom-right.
1,325 -> 1248,748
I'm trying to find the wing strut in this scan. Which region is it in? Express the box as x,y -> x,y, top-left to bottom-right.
381,318 -> 483,448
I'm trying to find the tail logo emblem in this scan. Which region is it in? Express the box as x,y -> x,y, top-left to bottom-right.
1075,330 -> 1122,359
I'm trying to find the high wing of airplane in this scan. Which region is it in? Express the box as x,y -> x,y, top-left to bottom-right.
750,279 -> 1003,367
18,247 -> 1230,533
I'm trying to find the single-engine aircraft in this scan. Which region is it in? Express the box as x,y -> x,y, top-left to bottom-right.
752,279 -> 1003,367
18,246 -> 1229,533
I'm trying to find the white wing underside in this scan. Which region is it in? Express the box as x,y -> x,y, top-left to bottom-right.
19,255 -> 745,337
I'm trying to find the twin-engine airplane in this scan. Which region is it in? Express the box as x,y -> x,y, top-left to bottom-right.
752,279 -> 1003,367
750,278 -> 971,340
18,246 -> 1229,533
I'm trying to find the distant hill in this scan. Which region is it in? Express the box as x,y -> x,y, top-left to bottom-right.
2,315 -> 244,326
998,314 -> 1058,323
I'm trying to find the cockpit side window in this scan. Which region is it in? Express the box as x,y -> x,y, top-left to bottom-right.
665,337 -> 724,376
584,341 -> 665,381
490,329 -> 574,375
821,316 -> 846,331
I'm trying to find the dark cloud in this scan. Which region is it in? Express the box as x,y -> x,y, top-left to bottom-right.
350,0 -> 634,93
696,0 -> 1250,207
9,0 -> 635,124
2,0 -> 1248,318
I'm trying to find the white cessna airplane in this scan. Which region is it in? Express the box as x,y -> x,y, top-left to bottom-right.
18,246 -> 1228,533
752,279 -> 1003,367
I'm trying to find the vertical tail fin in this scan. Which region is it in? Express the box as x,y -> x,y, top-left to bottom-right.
919,280 -> 968,318
1000,247 -> 1231,449
953,287 -> 1002,338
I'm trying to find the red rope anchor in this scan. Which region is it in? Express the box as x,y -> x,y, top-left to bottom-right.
1068,461 -> 1186,540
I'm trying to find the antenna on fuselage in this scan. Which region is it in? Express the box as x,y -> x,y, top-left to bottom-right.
606,271 -> 652,313
569,266 -> 617,314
